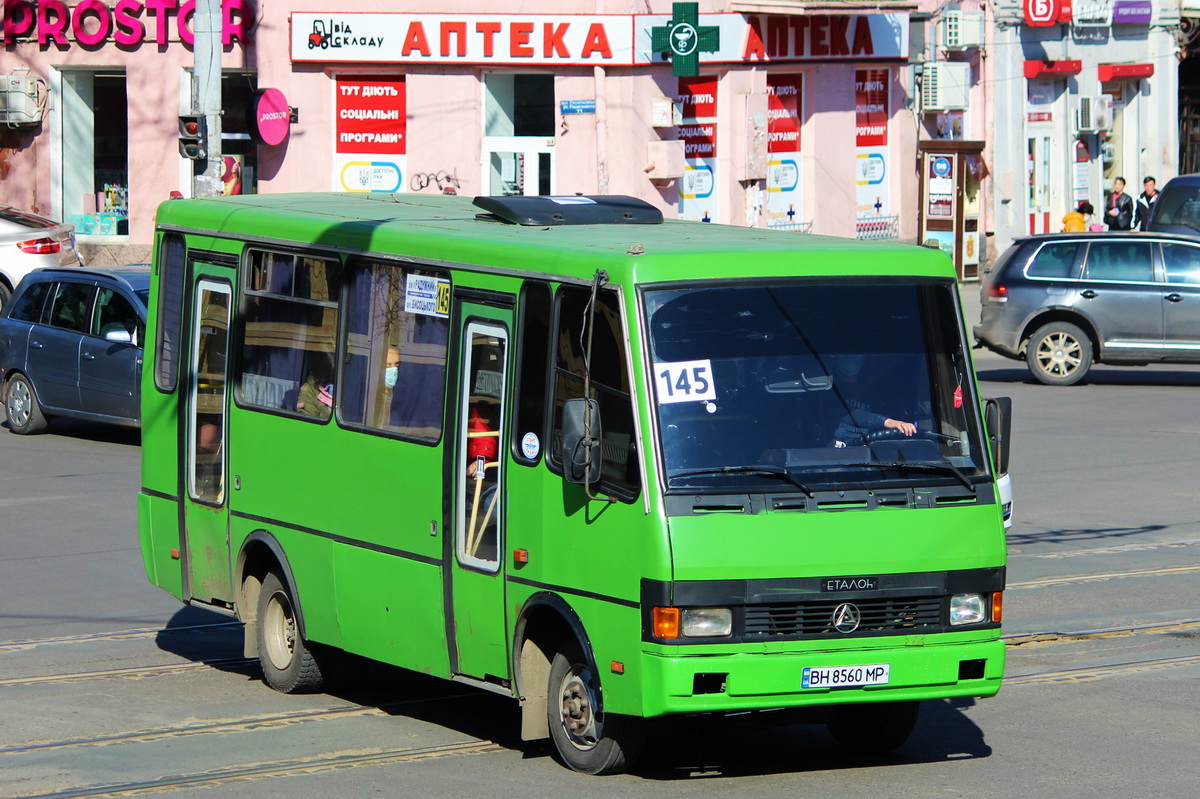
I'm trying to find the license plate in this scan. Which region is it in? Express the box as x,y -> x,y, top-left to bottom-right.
802,664 -> 890,689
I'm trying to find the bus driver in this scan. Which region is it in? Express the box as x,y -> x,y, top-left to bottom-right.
830,353 -> 917,447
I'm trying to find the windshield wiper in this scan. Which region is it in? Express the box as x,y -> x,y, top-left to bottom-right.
843,460 -> 974,491
670,465 -> 814,497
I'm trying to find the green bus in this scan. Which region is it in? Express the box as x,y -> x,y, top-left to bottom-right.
139,193 -> 1010,774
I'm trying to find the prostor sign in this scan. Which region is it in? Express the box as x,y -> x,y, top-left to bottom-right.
3,0 -> 255,45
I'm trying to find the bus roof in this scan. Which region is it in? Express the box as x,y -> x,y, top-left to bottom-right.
155,193 -> 954,284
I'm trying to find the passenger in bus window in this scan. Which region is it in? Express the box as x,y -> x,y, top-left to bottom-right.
829,353 -> 917,447
465,403 -> 500,561
383,347 -> 400,390
296,352 -> 334,420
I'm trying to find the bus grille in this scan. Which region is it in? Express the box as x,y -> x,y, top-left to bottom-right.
744,597 -> 942,637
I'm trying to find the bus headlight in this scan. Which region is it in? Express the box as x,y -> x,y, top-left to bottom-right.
682,608 -> 733,638
950,594 -> 987,625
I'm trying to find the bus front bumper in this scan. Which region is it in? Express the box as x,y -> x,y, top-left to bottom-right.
639,636 -> 1005,717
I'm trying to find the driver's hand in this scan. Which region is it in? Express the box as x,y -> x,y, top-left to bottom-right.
884,418 -> 917,436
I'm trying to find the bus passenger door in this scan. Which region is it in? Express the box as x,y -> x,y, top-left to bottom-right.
450,312 -> 512,681
182,279 -> 234,607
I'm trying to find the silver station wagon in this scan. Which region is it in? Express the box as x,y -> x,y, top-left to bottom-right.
974,232 -> 1200,385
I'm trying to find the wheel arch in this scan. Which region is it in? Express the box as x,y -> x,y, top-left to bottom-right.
1020,309 -> 1101,360
512,591 -> 597,742
3,368 -> 38,401
235,530 -> 304,659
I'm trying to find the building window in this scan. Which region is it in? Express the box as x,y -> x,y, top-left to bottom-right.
60,70 -> 128,236
484,73 -> 555,196
213,71 -> 260,194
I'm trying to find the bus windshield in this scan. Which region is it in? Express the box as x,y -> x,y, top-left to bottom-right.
644,280 -> 989,492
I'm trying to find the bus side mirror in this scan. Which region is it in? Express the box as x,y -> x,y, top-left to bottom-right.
562,398 -> 603,485
983,396 -> 1012,475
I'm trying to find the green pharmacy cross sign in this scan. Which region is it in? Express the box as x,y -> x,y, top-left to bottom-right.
650,2 -> 720,77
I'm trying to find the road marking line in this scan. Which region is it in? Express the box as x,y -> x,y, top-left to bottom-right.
1015,537 -> 1200,560
1009,563 -> 1200,589
19,740 -> 505,798
1006,654 -> 1200,686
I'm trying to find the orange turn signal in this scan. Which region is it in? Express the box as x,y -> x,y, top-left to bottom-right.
653,607 -> 680,639
992,592 -> 1004,623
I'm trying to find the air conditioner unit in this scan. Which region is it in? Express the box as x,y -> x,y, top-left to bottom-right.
942,11 -> 985,50
0,74 -> 44,126
1074,95 -> 1112,133
922,62 -> 971,111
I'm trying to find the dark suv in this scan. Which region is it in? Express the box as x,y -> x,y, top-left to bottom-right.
974,232 -> 1200,385
0,266 -> 149,433
1142,174 -> 1200,237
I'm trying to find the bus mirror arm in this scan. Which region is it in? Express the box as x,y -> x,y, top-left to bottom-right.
563,398 -> 604,490
564,269 -> 615,502
983,396 -> 1013,476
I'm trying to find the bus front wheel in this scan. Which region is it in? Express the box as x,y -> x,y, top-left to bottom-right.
826,700 -> 920,753
547,639 -> 645,774
257,570 -> 325,693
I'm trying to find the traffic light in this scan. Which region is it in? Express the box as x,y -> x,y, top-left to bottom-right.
178,114 -> 207,160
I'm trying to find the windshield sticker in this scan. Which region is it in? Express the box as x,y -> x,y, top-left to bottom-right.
404,274 -> 451,318
655,359 -> 717,404
521,431 -> 541,459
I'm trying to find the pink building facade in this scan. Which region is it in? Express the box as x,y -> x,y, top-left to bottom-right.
1,1 -> 931,269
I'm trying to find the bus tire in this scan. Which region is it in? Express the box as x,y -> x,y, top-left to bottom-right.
547,639 -> 645,775
257,570 -> 325,693
826,700 -> 920,753
5,373 -> 48,435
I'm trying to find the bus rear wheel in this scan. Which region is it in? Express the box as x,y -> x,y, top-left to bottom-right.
547,639 -> 645,775
257,570 -> 325,693
826,700 -> 920,753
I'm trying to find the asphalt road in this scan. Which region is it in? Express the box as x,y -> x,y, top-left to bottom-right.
2,290 -> 1199,797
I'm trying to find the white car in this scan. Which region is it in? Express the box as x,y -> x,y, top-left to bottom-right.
997,472 -> 1013,530
0,205 -> 80,310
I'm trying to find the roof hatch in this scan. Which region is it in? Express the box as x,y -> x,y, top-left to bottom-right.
473,195 -> 663,226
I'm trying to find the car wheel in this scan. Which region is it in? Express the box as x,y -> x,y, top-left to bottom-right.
5,373 -> 48,435
256,570 -> 326,693
1026,322 -> 1093,386
0,282 -> 10,311
826,700 -> 921,753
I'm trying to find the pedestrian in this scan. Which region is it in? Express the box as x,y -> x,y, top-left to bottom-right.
1105,177 -> 1134,231
1135,176 -> 1159,230
1062,201 -> 1095,232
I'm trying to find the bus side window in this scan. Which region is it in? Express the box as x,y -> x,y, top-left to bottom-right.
154,233 -> 187,392
512,281 -> 552,464
339,259 -> 450,442
236,250 -> 341,419
549,287 -> 640,499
